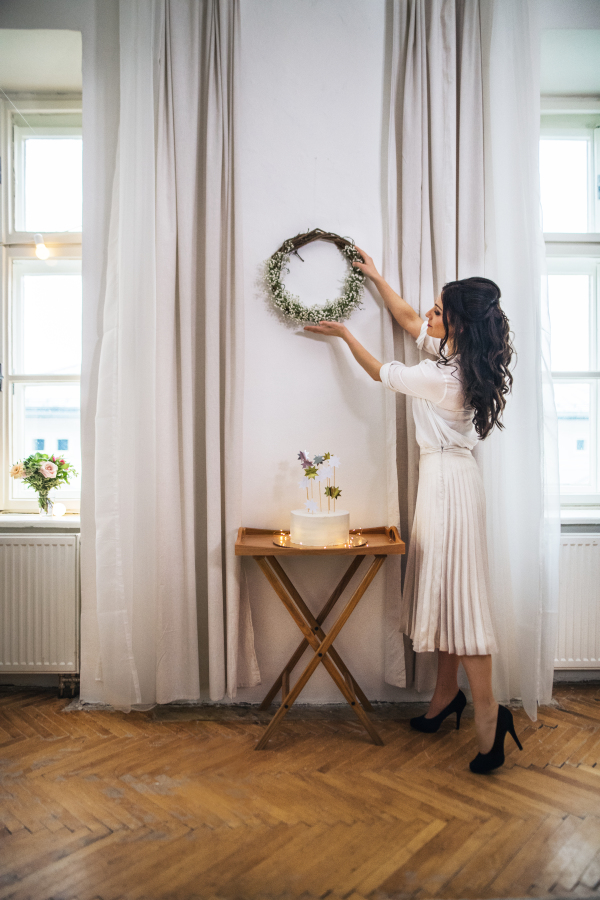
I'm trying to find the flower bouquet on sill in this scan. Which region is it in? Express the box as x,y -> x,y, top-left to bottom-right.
10,453 -> 78,515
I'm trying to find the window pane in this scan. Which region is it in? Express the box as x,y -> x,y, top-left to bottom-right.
11,383 -> 81,499
554,382 -> 591,489
548,274 -> 590,371
24,138 -> 82,232
13,270 -> 82,375
540,139 -> 588,232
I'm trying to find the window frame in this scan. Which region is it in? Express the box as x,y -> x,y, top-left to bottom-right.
1,246 -> 81,512
0,96 -> 82,247
0,95 -> 82,513
539,126 -> 596,232
11,257 -> 82,376
548,257 -> 600,503
13,123 -> 82,234
542,97 -> 600,509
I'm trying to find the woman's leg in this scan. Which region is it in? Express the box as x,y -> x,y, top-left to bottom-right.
460,654 -> 498,753
425,650 -> 460,718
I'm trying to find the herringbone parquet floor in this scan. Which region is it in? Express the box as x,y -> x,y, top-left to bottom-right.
1,685 -> 600,900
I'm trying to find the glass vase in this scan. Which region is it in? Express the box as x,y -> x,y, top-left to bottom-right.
38,493 -> 54,516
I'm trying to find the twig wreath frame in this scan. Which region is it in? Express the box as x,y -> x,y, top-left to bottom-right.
266,228 -> 366,324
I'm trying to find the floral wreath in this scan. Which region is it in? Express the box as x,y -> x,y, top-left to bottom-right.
265,228 -> 365,324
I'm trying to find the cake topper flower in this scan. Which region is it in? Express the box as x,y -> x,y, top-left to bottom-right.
297,450 -> 342,513
298,450 -> 312,469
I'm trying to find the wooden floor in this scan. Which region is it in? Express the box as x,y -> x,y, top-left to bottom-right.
1,686 -> 600,900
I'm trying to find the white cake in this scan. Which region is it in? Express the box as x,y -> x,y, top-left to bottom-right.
290,509 -> 350,547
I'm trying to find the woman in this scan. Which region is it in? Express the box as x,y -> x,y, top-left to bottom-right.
305,248 -> 520,773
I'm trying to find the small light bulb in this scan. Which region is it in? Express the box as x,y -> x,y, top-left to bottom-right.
34,233 -> 50,260
52,502 -> 66,517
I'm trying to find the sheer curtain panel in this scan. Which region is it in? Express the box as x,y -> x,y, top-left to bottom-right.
479,0 -> 559,717
80,0 -> 260,710
385,0 -> 559,716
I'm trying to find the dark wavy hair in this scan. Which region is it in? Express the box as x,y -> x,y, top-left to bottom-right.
438,277 -> 514,440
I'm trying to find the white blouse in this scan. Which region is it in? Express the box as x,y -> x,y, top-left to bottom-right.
379,320 -> 478,451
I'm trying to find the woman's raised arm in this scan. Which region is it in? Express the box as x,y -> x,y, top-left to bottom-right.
303,321 -> 382,381
353,246 -> 424,340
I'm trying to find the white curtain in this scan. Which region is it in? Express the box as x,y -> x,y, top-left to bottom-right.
385,0 -> 559,718
479,0 -> 560,717
80,0 -> 260,710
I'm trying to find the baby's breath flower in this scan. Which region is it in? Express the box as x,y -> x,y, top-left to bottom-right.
266,237 -> 365,323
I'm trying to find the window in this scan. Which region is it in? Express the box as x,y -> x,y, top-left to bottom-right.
13,115 -> 82,233
542,106 -> 600,506
548,258 -> 599,501
1,97 -> 82,512
8,259 -> 82,502
540,117 -> 600,233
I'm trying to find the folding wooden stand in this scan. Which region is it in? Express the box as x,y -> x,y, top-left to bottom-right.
235,526 -> 405,750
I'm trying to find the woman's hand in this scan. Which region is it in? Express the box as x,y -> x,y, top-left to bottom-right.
352,245 -> 381,282
352,244 -> 424,339
304,320 -> 382,381
304,321 -> 349,339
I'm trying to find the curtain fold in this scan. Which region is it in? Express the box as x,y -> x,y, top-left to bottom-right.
385,0 -> 559,716
479,0 -> 560,716
385,0 -> 485,692
80,0 -> 260,710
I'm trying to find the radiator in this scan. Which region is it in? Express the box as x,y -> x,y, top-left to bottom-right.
555,535 -> 600,669
0,535 -> 79,673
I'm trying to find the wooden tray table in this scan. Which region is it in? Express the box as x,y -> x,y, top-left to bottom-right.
235,526 -> 405,749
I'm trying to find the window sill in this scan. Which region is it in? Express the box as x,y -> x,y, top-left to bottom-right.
561,508 -> 600,532
0,513 -> 80,533
544,233 -> 600,242
545,236 -> 600,257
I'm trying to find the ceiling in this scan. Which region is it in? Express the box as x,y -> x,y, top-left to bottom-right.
541,29 -> 600,94
0,29 -> 81,93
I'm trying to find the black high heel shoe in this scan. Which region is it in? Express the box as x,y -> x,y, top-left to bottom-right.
410,689 -> 467,733
469,705 -> 523,774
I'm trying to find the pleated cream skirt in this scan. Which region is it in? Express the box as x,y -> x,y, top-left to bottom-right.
400,447 -> 498,656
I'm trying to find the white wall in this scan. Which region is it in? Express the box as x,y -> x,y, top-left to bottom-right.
0,29 -> 82,91
236,0 -> 410,703
540,29 -> 600,94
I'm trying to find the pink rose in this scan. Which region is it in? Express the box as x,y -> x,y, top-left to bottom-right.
39,461 -> 58,479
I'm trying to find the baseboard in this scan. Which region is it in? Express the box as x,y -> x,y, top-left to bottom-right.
553,669 -> 600,683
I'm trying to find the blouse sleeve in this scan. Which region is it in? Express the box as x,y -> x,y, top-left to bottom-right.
379,358 -> 448,403
415,318 -> 441,356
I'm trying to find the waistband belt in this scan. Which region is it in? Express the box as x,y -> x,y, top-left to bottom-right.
420,446 -> 473,457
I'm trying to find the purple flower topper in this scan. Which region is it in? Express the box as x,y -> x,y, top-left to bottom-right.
297,450 -> 312,470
